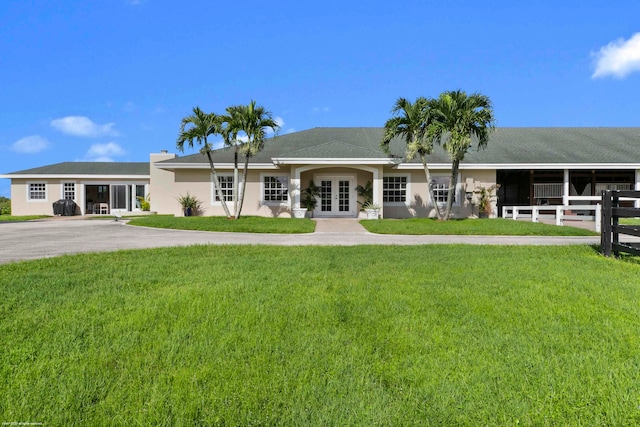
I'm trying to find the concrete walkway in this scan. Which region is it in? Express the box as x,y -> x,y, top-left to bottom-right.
0,217 -> 604,265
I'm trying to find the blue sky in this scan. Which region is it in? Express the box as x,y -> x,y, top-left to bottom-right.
2,0 -> 640,198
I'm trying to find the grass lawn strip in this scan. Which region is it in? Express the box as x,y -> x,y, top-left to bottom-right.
361,218 -> 597,236
0,215 -> 50,222
1,245 -> 638,425
128,215 -> 315,233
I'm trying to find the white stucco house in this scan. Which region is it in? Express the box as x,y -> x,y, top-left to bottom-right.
3,127 -> 640,218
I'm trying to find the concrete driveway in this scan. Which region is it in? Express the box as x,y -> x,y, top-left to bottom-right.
0,218 -> 601,265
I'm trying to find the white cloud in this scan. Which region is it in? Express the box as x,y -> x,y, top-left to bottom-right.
10,135 -> 49,153
266,116 -> 285,136
85,142 -> 126,161
312,106 -> 330,113
50,116 -> 118,137
592,32 -> 640,79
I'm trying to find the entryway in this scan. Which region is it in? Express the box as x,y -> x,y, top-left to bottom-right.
314,175 -> 357,217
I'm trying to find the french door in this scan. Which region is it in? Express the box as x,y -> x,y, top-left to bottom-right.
111,185 -> 128,211
110,184 -> 146,212
315,176 -> 356,217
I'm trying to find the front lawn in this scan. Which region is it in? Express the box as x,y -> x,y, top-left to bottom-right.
1,245 -> 638,425
361,218 -> 598,236
128,215 -> 316,233
0,215 -> 50,222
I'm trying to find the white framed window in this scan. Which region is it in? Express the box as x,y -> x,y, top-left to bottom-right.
262,175 -> 289,204
28,182 -> 47,201
431,175 -> 460,205
383,175 -> 409,204
62,182 -> 76,201
212,175 -> 234,204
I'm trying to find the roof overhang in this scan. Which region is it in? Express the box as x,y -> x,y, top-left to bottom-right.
272,158 -> 399,165
0,174 -> 150,179
395,163 -> 640,170
154,162 -> 278,170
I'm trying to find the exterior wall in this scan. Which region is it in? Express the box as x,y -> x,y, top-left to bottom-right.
167,167 -> 295,218
382,168 -> 498,219
10,178 -> 150,216
150,152 -> 180,216
10,179 -> 56,216
462,170 -> 498,217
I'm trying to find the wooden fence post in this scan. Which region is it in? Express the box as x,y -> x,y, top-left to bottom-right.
601,190 -> 612,257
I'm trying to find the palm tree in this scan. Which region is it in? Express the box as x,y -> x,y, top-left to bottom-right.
176,106 -> 232,218
381,97 -> 445,219
225,101 -> 280,219
429,90 -> 496,220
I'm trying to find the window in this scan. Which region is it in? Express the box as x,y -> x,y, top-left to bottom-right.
63,182 -> 75,200
263,176 -> 289,203
383,176 -> 407,203
214,175 -> 234,202
97,185 -> 108,200
431,177 -> 451,204
28,183 -> 47,200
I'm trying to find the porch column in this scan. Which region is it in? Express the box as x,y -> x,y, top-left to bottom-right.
372,166 -> 382,218
636,169 -> 640,208
563,169 -> 570,205
291,166 -> 301,209
79,183 -> 85,215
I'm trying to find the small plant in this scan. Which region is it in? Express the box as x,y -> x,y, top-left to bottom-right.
362,201 -> 380,211
301,180 -> 321,211
355,181 -> 373,209
176,192 -> 202,216
137,194 -> 151,211
362,201 -> 381,219
475,184 -> 499,217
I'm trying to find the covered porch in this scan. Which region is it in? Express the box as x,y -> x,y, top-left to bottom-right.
83,183 -> 148,215
497,168 -> 640,214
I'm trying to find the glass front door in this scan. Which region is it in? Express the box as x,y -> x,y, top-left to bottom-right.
111,185 -> 128,211
316,176 -> 355,217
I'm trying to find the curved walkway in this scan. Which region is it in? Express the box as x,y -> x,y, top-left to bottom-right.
0,218 -> 600,265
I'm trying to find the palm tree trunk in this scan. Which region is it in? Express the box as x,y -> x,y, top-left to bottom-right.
235,155 -> 250,219
442,159 -> 460,220
421,155 -> 445,220
205,150 -> 232,218
233,145 -> 239,217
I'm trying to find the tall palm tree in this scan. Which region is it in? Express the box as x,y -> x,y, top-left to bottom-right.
381,97 -> 445,219
429,90 -> 496,220
225,101 -> 280,219
176,106 -> 232,218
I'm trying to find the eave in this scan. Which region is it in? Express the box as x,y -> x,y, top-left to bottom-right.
0,174 -> 150,179
154,162 -> 279,170
395,163 -> 640,170
272,158 -> 400,166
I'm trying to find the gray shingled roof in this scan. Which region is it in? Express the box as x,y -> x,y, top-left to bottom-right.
5,162 -> 149,175
160,127 -> 640,165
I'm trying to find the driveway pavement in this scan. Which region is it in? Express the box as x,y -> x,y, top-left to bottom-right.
0,218 -> 601,264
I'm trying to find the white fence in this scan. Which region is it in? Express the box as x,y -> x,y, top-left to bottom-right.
502,204 -> 601,232
533,183 -> 563,199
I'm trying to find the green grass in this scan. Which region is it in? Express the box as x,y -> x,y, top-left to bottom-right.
128,215 -> 315,233
1,245 -> 639,425
361,218 -> 598,236
0,215 -> 50,222
620,218 -> 640,225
